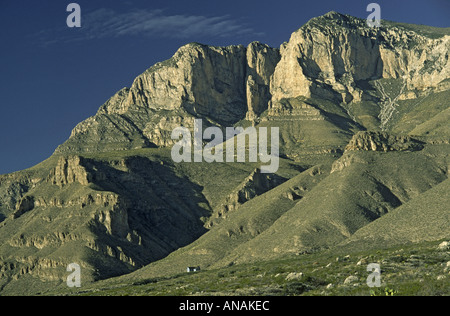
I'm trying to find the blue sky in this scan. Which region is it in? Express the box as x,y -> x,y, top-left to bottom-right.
0,0 -> 449,175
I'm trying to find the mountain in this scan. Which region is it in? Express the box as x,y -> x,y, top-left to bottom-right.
337,177 -> 450,252
0,12 -> 448,295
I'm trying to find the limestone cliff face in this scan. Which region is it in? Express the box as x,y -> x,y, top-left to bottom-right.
103,42 -> 280,123
270,12 -> 449,105
48,156 -> 93,187
245,42 -> 280,120
127,43 -> 248,124
55,13 -> 449,155
55,12 -> 448,156
57,42 -> 280,153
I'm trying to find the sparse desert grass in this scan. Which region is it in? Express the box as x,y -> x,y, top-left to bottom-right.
60,239 -> 449,296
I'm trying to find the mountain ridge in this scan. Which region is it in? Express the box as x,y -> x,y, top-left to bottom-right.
0,11 -> 448,295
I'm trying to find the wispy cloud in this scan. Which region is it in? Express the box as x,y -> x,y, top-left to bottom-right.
39,8 -> 260,44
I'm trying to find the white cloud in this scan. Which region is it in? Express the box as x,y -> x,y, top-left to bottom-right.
52,8 -> 259,42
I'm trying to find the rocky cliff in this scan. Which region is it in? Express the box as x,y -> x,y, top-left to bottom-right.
56,42 -> 280,153
55,12 -> 449,158
0,12 -> 449,295
270,11 -> 449,105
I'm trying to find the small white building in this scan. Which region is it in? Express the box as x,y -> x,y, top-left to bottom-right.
187,266 -> 201,273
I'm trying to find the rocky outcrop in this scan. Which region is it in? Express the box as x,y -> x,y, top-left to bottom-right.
345,131 -> 424,152
330,131 -> 426,173
92,198 -> 130,238
129,43 -> 248,124
101,42 -> 279,124
265,97 -> 324,120
270,12 -> 449,105
8,231 -> 82,249
48,156 -> 92,187
11,196 -> 35,219
330,152 -> 371,174
33,192 -> 119,209
331,131 -> 426,173
56,42 -> 280,154
143,114 -> 196,147
0,174 -> 32,219
0,257 -> 69,284
245,42 -> 280,120
208,169 -> 286,227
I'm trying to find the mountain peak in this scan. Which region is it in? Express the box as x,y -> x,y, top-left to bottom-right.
0,11 -> 449,295
322,10 -> 348,19
54,11 -> 449,156
302,11 -> 367,30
